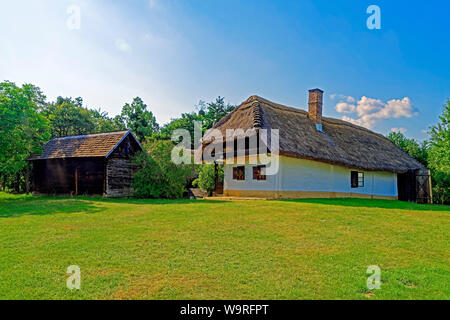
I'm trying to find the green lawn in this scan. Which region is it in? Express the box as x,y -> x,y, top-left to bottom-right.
0,192 -> 448,300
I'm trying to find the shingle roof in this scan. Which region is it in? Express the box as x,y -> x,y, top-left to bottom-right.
204,95 -> 425,173
29,130 -> 131,160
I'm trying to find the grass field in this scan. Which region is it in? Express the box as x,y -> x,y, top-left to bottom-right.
0,192 -> 448,300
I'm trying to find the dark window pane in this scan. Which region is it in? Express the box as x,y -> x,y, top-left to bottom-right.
351,171 -> 358,188
233,166 -> 245,181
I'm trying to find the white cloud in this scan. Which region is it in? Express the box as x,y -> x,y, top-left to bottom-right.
335,102 -> 356,113
115,38 -> 132,53
391,127 -> 407,133
383,98 -> 417,118
355,96 -> 385,117
335,95 -> 417,129
347,96 -> 356,103
341,116 -> 368,127
149,0 -> 157,8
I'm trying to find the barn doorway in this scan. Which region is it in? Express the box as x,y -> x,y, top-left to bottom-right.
73,160 -> 105,196
398,170 -> 416,202
397,169 -> 432,203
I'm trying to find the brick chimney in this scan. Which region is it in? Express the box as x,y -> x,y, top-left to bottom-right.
308,88 -> 323,131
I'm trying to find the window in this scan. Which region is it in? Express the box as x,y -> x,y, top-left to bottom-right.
233,166 -> 245,181
358,172 -> 365,187
351,171 -> 364,188
253,165 -> 266,181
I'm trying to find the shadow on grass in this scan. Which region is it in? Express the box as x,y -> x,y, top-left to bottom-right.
0,193 -> 227,218
283,198 -> 450,212
0,198 -> 105,218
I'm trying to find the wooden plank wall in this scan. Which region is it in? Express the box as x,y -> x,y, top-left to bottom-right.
32,158 -> 104,195
105,157 -> 136,197
105,135 -> 140,198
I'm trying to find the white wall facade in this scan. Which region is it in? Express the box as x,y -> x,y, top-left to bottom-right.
223,156 -> 398,199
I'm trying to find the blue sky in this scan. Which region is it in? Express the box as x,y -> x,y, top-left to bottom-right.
0,0 -> 449,140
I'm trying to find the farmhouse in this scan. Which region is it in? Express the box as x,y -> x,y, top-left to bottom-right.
29,130 -> 142,197
203,89 -> 432,203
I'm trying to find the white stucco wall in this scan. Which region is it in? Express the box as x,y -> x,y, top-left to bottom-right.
224,156 -> 398,197
224,162 -> 278,192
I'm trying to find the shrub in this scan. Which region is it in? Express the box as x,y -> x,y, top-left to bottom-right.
132,140 -> 194,199
431,171 -> 450,204
193,164 -> 223,196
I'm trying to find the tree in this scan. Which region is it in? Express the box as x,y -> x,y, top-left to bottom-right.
0,81 -> 50,192
91,108 -> 125,133
120,97 -> 159,142
132,140 -> 195,199
112,114 -> 127,131
44,97 -> 123,138
157,97 -> 235,145
157,111 -> 203,144
44,97 -> 95,137
387,132 -> 428,166
202,96 -> 235,130
427,101 -> 450,204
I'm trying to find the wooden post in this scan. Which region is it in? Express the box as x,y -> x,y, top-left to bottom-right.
25,163 -> 31,194
428,169 -> 433,204
75,168 -> 78,196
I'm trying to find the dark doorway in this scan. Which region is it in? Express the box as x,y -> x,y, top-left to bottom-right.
397,169 -> 417,202
76,166 -> 104,195
213,163 -> 224,196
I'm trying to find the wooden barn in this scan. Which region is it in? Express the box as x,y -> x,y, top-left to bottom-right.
28,130 -> 143,197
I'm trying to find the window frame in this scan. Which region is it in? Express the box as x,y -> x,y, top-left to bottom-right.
233,166 -> 246,181
351,171 -> 365,188
253,165 -> 267,181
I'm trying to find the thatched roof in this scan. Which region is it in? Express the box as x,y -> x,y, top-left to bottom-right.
29,130 -> 140,160
204,95 -> 424,173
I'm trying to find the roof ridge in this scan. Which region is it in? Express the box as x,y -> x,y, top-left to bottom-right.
252,102 -> 263,128
51,130 -> 130,141
243,95 -> 308,115
29,130 -> 142,161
